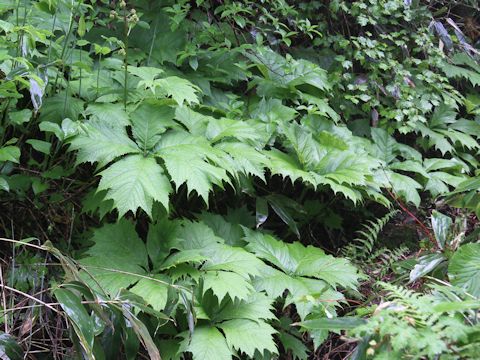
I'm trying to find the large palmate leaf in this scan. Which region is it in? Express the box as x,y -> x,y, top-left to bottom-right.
371,128 -> 398,164
267,149 -> 317,186
201,244 -> 265,277
203,271 -> 253,302
129,275 -> 170,312
448,243 -> 480,297
69,119 -> 139,168
85,103 -> 130,127
155,131 -> 231,202
98,154 -> 172,217
130,101 -> 175,151
219,319 -> 278,357
216,142 -> 270,181
206,118 -> 263,143
79,220 -> 148,294
243,229 -> 359,289
181,326 -> 232,360
215,292 -> 275,322
155,76 -> 200,105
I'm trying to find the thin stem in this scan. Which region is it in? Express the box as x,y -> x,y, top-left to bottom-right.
123,7 -> 129,111
0,265 -> 8,333
0,284 -> 60,314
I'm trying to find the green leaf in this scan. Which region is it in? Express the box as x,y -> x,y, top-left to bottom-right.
155,76 -> 200,105
69,119 -> 139,168
174,106 -> 211,135
38,93 -> 84,123
267,149 -> 316,186
80,220 -> 147,294
390,172 -> 422,206
129,66 -> 164,92
266,194 -> 301,238
26,139 -> 51,154
252,265 -> 300,298
176,220 -> 224,250
206,118 -> 261,143
131,101 -> 175,151
296,317 -> 366,331
9,109 -> 32,125
219,319 -> 277,357
0,145 -> 20,163
409,253 -> 446,283
203,271 -> 253,302
371,128 -> 397,164
0,176 -> 9,192
130,275 -> 170,312
54,288 -> 95,357
216,142 -> 269,180
296,254 -> 359,289
181,326 -> 232,360
277,331 -> 309,360
448,243 -> 480,297
121,305 -> 161,360
201,244 -> 265,277
431,211 -> 452,249
98,154 -> 172,217
244,229 -> 358,288
159,250 -> 209,270
0,333 -> 23,360
156,132 -> 229,202
85,103 -> 130,127
215,292 -> 276,322
147,217 -> 182,268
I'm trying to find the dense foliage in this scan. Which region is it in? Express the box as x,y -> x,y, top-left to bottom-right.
0,0 -> 479,359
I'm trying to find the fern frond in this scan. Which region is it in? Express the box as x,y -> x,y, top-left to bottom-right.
370,246 -> 409,276
342,210 -> 399,260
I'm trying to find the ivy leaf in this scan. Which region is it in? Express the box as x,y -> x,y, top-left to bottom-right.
98,154 -> 172,217
219,319 -> 278,357
181,326 -> 232,360
69,120 -> 139,168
